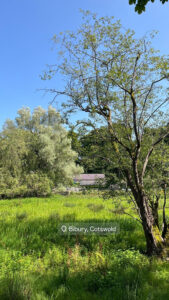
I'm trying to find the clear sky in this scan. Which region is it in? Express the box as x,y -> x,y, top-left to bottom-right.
1,0 -> 169,129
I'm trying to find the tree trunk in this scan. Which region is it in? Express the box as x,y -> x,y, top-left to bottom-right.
162,184 -> 167,239
150,195 -> 160,229
125,170 -> 165,256
136,190 -> 164,256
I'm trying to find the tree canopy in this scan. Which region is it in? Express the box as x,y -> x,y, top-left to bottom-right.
129,0 -> 168,14
0,106 -> 82,198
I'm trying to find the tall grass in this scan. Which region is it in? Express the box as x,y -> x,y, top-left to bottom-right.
0,194 -> 168,299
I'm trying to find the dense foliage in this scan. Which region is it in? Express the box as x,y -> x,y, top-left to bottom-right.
0,106 -> 82,198
68,126 -> 124,188
129,0 -> 168,14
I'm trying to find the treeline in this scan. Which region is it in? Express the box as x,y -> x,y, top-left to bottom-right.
0,106 -> 82,198
69,125 -> 169,194
1,106 -> 169,199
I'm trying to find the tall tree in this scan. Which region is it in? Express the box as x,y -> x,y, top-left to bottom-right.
0,106 -> 82,197
42,11 -> 169,256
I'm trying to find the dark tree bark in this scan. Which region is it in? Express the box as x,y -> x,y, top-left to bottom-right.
162,183 -> 168,239
126,171 -> 164,255
150,195 -> 160,229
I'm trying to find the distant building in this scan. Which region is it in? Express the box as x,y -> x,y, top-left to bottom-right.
74,174 -> 105,186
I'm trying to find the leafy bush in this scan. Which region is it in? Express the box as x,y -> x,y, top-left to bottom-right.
0,169 -> 27,199
25,172 -> 53,197
0,170 -> 53,199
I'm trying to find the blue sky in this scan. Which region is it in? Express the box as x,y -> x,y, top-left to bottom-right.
1,0 -> 169,129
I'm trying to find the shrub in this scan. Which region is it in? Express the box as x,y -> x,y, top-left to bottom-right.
0,170 -> 28,199
24,172 -> 53,197
0,171 -> 53,199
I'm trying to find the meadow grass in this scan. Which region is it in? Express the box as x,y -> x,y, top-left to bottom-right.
0,193 -> 169,299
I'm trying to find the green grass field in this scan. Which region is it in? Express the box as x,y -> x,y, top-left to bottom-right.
0,194 -> 169,299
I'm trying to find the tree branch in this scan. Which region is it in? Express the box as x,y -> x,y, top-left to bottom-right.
142,131 -> 169,179
139,76 -> 168,129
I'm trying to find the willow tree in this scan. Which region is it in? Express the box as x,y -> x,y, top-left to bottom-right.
1,106 -> 82,190
42,11 -> 169,256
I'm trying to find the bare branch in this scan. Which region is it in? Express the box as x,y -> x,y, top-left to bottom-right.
131,52 -> 141,90
143,97 -> 169,128
123,211 -> 142,224
139,76 -> 168,129
142,131 -> 169,179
